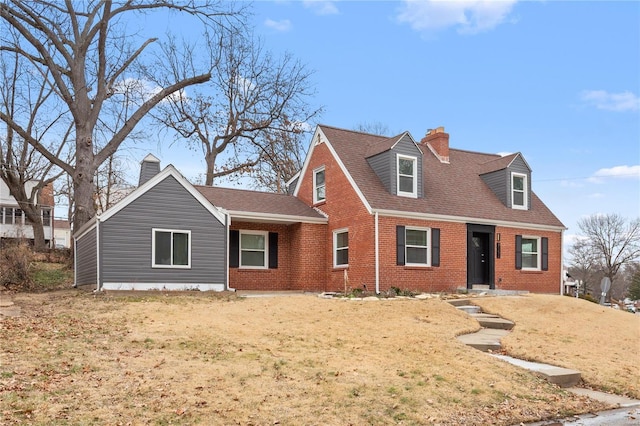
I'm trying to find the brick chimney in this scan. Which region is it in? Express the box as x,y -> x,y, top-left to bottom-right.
138,154 -> 161,186
421,126 -> 449,163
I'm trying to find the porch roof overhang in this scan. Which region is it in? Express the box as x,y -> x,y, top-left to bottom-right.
226,210 -> 328,225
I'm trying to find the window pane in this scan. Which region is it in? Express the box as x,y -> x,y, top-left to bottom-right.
155,231 -> 171,265
316,185 -> 325,201
241,234 -> 265,250
336,248 -> 348,265
173,232 -> 189,265
42,209 -> 51,226
513,191 -> 524,206
14,209 -> 22,224
315,170 -> 325,185
399,158 -> 413,175
522,238 -> 537,253
407,247 -> 428,264
513,176 -> 524,191
399,176 -> 414,193
336,231 -> 348,249
242,250 -> 265,267
522,253 -> 538,269
406,229 -> 427,246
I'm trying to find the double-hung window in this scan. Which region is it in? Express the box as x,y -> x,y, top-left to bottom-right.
313,167 -> 326,203
240,231 -> 268,268
516,235 -> 548,271
511,173 -> 528,210
333,229 -> 349,267
405,227 -> 430,266
520,237 -> 540,270
397,155 -> 417,198
153,229 -> 191,268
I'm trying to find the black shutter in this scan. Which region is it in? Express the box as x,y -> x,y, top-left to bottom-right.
396,225 -> 405,266
515,235 -> 522,270
541,237 -> 548,271
431,228 -> 440,267
229,230 -> 239,268
269,232 -> 278,269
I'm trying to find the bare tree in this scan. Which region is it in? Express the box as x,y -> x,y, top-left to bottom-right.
94,152 -> 134,214
568,237 -> 601,296
151,29 -> 321,186
0,0 -> 246,231
354,121 -> 391,136
575,213 -> 640,300
245,121 -> 308,193
0,44 -> 65,251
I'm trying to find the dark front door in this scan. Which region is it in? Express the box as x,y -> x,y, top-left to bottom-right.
466,224 -> 495,289
469,232 -> 489,285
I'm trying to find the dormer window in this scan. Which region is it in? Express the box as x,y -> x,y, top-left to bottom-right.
397,155 -> 417,198
511,172 -> 528,210
313,167 -> 325,203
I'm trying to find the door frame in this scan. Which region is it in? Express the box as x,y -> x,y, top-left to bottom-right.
466,224 -> 495,289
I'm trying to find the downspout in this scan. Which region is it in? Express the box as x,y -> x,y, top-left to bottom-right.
559,229 -> 564,295
375,211 -> 380,294
225,213 -> 235,292
96,218 -> 101,292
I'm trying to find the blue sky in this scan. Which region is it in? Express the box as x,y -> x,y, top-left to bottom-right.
149,1 -> 639,254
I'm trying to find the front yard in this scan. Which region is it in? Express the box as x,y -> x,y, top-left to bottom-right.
0,290 -> 637,425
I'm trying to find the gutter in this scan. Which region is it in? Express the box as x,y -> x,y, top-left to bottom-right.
96,219 -> 101,292
225,213 -> 235,292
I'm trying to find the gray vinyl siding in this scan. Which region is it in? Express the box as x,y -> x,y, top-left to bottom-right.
138,160 -> 160,186
367,151 -> 392,193
507,157 -> 531,209
392,136 -> 423,198
481,156 -> 531,209
366,135 -> 423,197
100,175 -> 226,286
481,170 -> 508,206
75,227 -> 97,286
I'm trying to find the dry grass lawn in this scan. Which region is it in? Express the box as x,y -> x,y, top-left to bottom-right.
0,290 -> 635,425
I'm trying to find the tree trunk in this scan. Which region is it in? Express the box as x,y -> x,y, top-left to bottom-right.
73,133 -> 97,231
205,151 -> 217,186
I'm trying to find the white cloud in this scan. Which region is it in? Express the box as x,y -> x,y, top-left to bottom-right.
587,192 -> 604,199
303,1 -> 339,15
588,165 -> 640,183
580,90 -> 639,112
264,18 -> 292,32
396,0 -> 517,35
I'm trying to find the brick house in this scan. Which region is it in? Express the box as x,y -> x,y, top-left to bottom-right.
74,125 -> 565,294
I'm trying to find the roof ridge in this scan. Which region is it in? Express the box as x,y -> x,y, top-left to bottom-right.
318,123 -> 399,139
195,185 -> 293,197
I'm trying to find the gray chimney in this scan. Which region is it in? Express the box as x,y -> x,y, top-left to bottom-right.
138,154 -> 161,186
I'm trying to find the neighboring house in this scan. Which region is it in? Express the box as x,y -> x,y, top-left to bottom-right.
53,220 -> 72,249
75,125 -> 566,294
0,179 -> 54,247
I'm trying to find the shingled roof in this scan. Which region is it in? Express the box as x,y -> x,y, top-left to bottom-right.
318,124 -> 564,229
196,185 -> 326,223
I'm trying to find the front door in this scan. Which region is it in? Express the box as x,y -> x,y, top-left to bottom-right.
466,224 -> 495,289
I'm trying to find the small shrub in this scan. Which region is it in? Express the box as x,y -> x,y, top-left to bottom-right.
579,293 -> 599,304
0,241 -> 34,290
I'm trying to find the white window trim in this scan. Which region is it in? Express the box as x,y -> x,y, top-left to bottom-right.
313,166 -> 326,204
397,154 -> 418,198
521,235 -> 541,271
511,172 -> 528,210
152,228 -> 192,269
333,228 -> 349,268
239,230 -> 269,269
405,227 -> 431,267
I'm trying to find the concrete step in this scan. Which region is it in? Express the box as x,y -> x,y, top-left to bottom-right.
456,328 -> 509,352
491,354 -> 581,388
471,284 -> 491,290
456,305 -> 482,314
472,315 -> 515,330
447,298 -> 472,307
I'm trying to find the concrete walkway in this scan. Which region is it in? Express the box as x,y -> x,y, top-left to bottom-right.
450,298 -> 640,425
